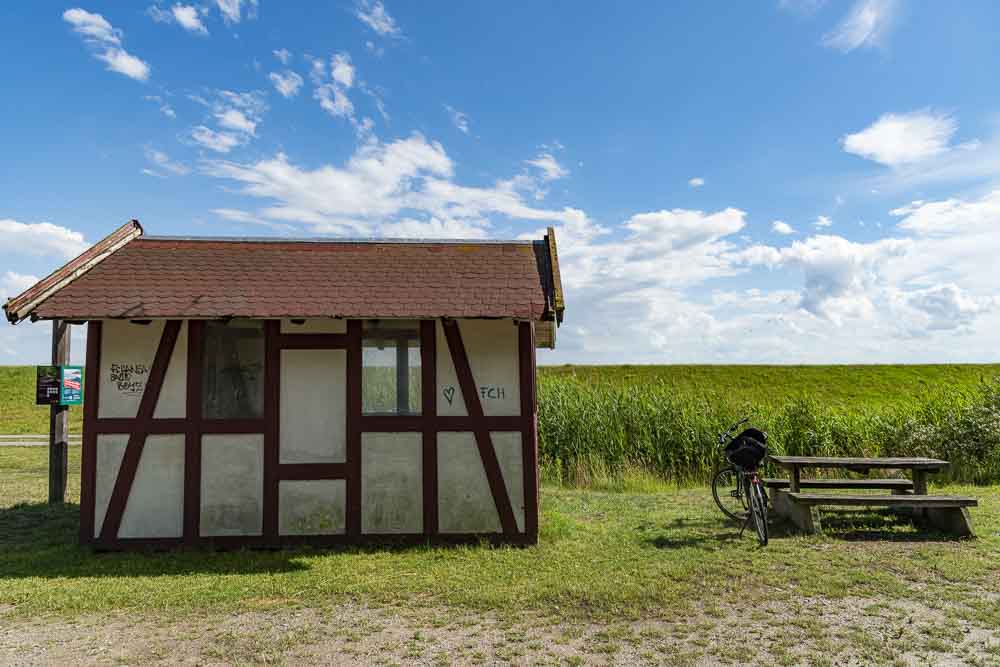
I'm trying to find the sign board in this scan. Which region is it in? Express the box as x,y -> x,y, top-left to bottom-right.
60,366 -> 84,406
36,366 -> 61,405
35,365 -> 84,406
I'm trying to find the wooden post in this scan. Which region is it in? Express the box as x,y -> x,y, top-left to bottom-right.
49,319 -> 70,504
912,470 -> 928,496
789,465 -> 801,493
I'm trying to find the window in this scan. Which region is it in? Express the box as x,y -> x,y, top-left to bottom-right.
202,320 -> 265,419
362,322 -> 421,415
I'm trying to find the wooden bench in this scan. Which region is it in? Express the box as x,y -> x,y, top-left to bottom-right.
771,491 -> 978,537
763,478 -> 914,493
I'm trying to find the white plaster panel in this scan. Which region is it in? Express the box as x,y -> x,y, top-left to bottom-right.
437,320 -> 521,417
154,322 -> 187,419
200,434 -> 263,537
98,320 -> 187,419
492,431 -> 525,533
280,349 -> 346,463
279,480 -> 346,535
280,319 -> 347,334
119,434 -> 185,538
94,434 -> 128,538
361,432 -> 422,534
437,432 -> 501,533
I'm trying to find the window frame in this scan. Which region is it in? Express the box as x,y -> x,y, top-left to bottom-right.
361,324 -> 422,416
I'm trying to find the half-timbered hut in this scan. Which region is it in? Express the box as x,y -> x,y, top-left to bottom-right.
3,220 -> 565,549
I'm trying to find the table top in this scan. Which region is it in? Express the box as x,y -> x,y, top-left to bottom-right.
767,455 -> 949,470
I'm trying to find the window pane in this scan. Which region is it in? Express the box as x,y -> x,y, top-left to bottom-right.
362,323 -> 421,415
202,320 -> 265,419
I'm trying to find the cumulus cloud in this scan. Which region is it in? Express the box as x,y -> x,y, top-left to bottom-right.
814,215 -> 833,228
63,8 -> 150,81
823,0 -> 900,52
772,220 -> 795,235
273,48 -> 292,64
891,190 -> 1000,237
688,177 -> 705,188
269,70 -> 304,98
0,220 -> 88,259
330,53 -> 355,88
202,133 -> 593,238
843,110 -> 957,166
355,0 -> 401,36
188,89 -> 267,150
1,271 -> 40,300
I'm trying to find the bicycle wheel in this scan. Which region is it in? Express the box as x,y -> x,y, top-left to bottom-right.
749,480 -> 769,546
712,466 -> 748,522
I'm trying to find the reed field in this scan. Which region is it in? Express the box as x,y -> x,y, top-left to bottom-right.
3,363 -> 1000,485
538,364 -> 1000,487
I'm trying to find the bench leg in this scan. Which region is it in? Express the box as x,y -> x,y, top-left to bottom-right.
923,507 -> 975,538
772,490 -> 822,534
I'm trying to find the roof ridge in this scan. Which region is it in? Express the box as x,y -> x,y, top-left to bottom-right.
141,235 -> 538,245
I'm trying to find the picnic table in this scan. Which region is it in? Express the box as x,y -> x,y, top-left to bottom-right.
765,455 -> 977,538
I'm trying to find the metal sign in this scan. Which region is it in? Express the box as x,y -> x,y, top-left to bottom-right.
35,366 -> 61,405
35,365 -> 84,406
60,366 -> 84,406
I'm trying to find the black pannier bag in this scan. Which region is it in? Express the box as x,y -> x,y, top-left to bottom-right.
724,428 -> 768,469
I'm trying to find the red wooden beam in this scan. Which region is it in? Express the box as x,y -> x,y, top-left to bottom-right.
98,320 -> 182,543
345,320 -> 363,536
184,320 -> 203,544
519,321 -> 539,540
79,320 -> 102,545
278,463 -> 348,480
262,320 -> 280,538
421,319 -> 438,536
441,319 -> 518,535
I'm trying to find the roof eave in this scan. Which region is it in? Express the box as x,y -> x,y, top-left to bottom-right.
3,220 -> 143,325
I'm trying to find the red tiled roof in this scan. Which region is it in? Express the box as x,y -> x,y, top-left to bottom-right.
5,227 -> 564,323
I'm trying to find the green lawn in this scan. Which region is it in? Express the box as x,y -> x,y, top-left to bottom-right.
3,446 -> 999,663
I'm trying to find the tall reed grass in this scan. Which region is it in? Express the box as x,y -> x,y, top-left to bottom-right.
537,374 -> 1000,487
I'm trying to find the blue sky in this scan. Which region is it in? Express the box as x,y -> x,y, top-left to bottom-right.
2,0 -> 1000,365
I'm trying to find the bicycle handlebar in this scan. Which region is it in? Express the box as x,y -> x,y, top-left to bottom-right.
718,416 -> 751,445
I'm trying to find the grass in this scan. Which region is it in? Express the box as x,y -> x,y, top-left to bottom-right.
2,445 -> 1000,622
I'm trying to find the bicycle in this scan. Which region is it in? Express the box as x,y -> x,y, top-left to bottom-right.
711,417 -> 770,546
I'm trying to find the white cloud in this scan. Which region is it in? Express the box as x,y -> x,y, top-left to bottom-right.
823,0 -> 900,52
814,215 -> 833,228
273,48 -> 292,64
688,177 -> 705,188
215,108 -> 256,135
149,4 -> 208,34
144,147 -> 189,175
444,105 -> 470,134
525,153 -> 569,181
202,133 -> 594,239
63,7 -> 120,44
215,0 -> 257,24
330,53 -> 355,88
772,220 -> 795,235
891,190 -> 1000,237
355,0 -> 401,36
269,70 -> 304,98
2,272 -> 40,300
315,84 -> 354,120
190,126 -> 242,153
0,220 -> 88,259
143,94 -> 176,118
63,8 -> 150,81
843,110 -> 957,166
890,283 -> 991,334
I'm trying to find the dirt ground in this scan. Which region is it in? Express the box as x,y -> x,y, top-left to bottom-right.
2,595 -> 997,666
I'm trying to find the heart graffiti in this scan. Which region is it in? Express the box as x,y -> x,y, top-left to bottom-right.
442,386 -> 456,405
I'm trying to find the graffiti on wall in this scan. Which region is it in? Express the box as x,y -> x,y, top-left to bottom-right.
442,384 -> 507,405
109,363 -> 149,396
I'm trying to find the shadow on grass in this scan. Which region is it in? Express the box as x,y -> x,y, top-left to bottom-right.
818,509 -> 965,542
0,502 -> 448,580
